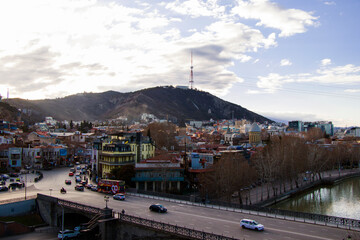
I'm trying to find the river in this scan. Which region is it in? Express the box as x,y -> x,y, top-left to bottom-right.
271,176 -> 360,220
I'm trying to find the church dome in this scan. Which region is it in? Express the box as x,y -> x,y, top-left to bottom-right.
250,123 -> 261,132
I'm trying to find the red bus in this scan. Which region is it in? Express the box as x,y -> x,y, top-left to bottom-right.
97,179 -> 125,194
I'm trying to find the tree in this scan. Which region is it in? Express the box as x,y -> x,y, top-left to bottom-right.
143,122 -> 178,150
198,152 -> 256,205
305,127 -> 325,142
110,165 -> 136,187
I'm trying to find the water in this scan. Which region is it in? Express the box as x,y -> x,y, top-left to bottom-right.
271,177 -> 360,220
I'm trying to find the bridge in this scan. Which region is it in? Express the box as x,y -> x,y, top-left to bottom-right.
36,193 -> 237,240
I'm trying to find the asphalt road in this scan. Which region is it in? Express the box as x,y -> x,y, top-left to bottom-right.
0,166 -> 358,240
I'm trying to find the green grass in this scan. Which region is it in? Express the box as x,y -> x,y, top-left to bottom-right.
0,213 -> 45,226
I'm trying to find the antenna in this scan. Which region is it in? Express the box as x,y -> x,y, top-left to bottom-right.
189,51 -> 194,89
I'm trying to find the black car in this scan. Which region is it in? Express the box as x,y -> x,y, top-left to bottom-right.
149,204 -> 167,213
9,182 -> 23,189
75,184 -> 84,191
0,186 -> 8,191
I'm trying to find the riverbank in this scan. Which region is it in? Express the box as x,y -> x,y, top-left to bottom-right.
246,168 -> 360,207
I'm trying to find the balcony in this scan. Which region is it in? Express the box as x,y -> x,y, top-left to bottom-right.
99,160 -> 135,166
131,177 -> 184,182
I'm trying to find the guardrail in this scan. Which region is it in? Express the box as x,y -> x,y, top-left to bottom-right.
114,211 -> 238,240
129,190 -> 360,231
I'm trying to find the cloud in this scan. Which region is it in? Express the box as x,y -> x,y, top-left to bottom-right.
0,0 -> 316,100
344,89 -> 360,93
231,0 -> 319,37
324,1 -> 336,6
254,63 -> 360,93
321,58 -> 332,66
280,59 -> 292,66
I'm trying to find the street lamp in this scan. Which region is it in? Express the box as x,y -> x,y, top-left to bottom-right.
104,196 -> 109,209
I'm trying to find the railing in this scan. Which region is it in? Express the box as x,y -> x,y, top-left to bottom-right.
37,194 -> 105,215
114,211 -> 238,240
129,190 -> 360,230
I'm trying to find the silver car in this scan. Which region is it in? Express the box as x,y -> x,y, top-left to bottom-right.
240,219 -> 264,231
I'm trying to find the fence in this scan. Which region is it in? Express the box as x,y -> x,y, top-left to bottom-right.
130,190 -> 360,230
114,211 -> 238,240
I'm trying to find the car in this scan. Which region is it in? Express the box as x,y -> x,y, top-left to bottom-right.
75,184 -> 84,191
70,168 -> 76,173
85,183 -> 93,189
57,229 -> 80,239
81,180 -> 87,186
0,186 -> 9,191
91,185 -> 98,191
65,180 -> 72,185
75,162 -> 80,165
113,193 -> 125,201
1,174 -> 9,180
75,176 -> 81,183
149,204 -> 167,213
69,172 -> 74,176
240,219 -> 264,231
9,173 -> 19,178
9,182 -> 23,189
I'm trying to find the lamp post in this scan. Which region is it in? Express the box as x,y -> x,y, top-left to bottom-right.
104,195 -> 109,209
24,171 -> 27,200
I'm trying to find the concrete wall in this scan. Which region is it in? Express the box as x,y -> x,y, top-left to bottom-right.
0,199 -> 36,217
98,218 -> 189,240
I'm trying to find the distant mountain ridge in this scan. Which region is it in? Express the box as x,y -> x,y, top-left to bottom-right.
5,86 -> 273,124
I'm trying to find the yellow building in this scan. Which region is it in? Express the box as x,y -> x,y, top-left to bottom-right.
249,123 -> 261,145
99,132 -> 155,178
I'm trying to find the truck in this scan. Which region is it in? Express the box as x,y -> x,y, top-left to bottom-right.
97,179 -> 125,194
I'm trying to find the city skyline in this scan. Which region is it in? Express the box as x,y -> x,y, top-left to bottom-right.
0,0 -> 359,127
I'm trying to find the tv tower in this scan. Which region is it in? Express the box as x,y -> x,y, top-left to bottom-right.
189,51 -> 194,89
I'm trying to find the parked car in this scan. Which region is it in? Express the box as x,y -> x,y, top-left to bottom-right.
0,174 -> 9,180
9,173 -> 19,178
75,184 -> 84,191
113,193 -> 125,201
85,183 -> 93,189
69,172 -> 74,176
57,229 -> 80,239
149,204 -> 167,213
91,185 -> 98,191
75,176 -> 81,183
65,180 -> 72,185
0,186 -> 9,191
9,182 -> 23,189
240,219 -> 264,231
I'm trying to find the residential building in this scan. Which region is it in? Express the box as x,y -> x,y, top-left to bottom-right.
98,132 -> 155,178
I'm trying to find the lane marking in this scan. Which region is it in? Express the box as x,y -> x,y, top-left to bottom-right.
171,210 -> 336,240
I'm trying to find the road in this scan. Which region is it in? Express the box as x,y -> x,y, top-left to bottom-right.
0,166 -> 358,240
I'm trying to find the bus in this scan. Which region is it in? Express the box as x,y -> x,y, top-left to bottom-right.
97,179 -> 125,194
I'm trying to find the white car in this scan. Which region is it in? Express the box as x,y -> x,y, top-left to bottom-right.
240,219 -> 264,231
57,229 -> 80,239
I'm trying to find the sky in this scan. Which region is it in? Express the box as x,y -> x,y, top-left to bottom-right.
0,0 -> 359,127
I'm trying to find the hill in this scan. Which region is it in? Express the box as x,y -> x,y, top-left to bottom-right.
5,86 -> 272,124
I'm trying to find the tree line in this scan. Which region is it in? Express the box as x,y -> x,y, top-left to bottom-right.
199,131 -> 360,205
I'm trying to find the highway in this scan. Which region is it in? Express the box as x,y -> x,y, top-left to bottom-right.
1,166 -> 358,240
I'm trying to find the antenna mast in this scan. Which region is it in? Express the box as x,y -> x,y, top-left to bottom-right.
189,51 -> 194,89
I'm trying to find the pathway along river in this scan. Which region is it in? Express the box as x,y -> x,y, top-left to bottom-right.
271,176 -> 360,220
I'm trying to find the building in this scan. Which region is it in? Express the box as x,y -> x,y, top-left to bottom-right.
98,132 -> 155,178
132,155 -> 184,192
249,123 -> 261,145
288,120 -> 304,132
